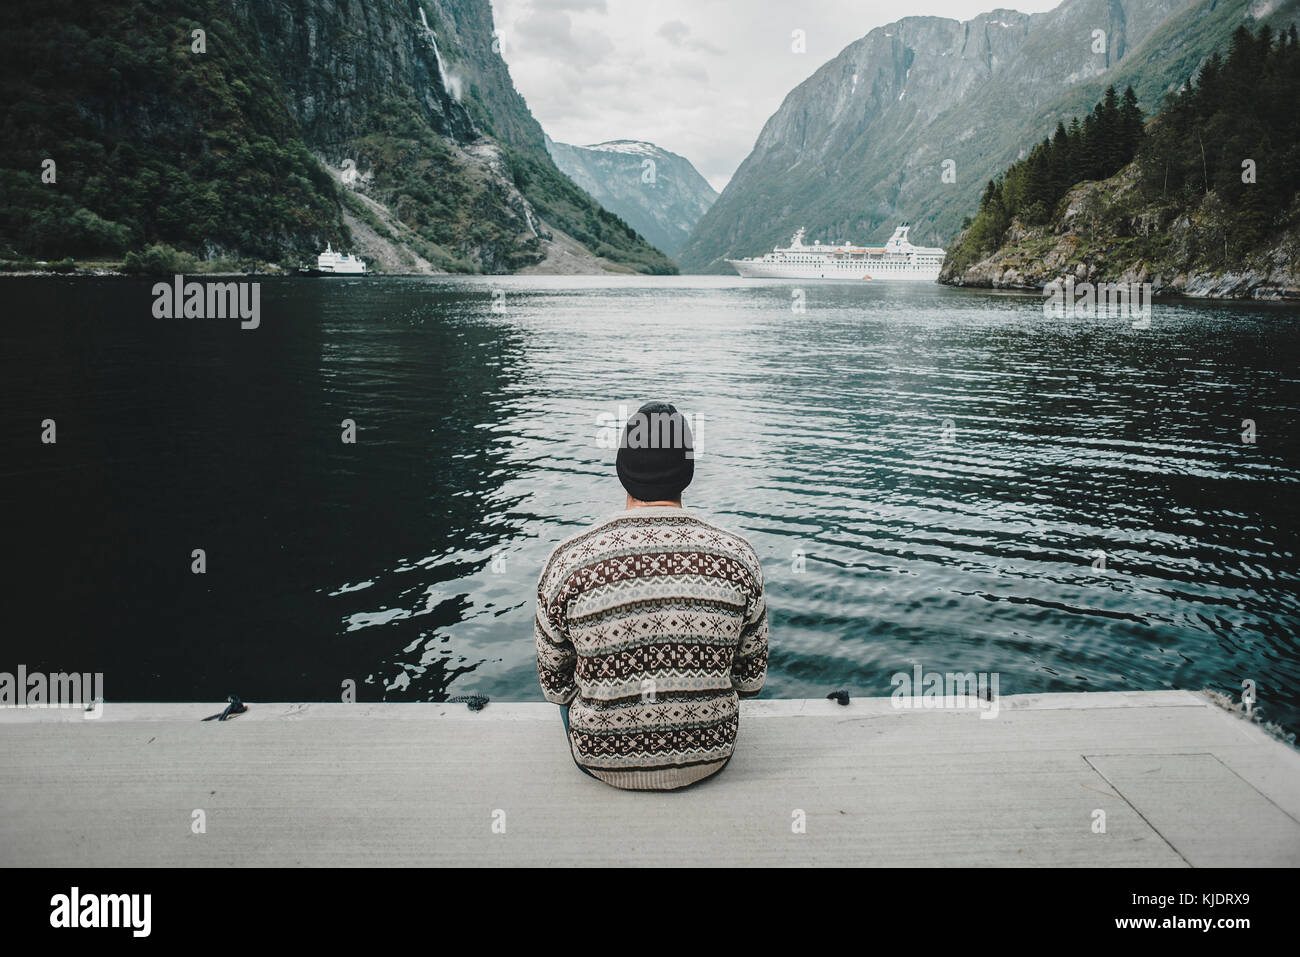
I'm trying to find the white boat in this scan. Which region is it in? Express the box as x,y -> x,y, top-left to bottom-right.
727,223 -> 944,281
308,244 -> 367,275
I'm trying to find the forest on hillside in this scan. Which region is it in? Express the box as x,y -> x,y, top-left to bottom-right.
0,0 -> 676,274
1136,24 -> 1300,252
947,24 -> 1300,274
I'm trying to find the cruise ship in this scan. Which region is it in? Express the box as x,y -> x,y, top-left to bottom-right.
301,244 -> 367,275
726,223 -> 944,281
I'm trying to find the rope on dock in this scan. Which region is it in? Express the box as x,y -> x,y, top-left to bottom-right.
447,695 -> 490,712
202,696 -> 248,721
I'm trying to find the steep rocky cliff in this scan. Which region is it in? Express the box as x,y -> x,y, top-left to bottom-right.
229,0 -> 474,147
546,138 -> 718,259
231,0 -> 673,273
679,0 -> 1299,273
0,0 -> 674,273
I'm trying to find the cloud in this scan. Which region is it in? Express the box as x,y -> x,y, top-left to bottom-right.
671,58 -> 710,84
656,20 -> 689,45
531,0 -> 608,11
515,9 -> 615,67
656,18 -> 724,54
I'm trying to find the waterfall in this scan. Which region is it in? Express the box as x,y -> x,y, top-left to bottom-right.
417,6 -> 460,100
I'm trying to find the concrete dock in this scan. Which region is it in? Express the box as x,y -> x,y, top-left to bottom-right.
2,691 -> 1298,866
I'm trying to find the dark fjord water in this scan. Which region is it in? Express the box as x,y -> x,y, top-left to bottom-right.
3,276 -> 1298,732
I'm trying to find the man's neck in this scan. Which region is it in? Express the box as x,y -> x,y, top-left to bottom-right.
626,495 -> 683,509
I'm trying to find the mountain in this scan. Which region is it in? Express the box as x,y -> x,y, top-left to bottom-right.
678,0 -> 1300,273
0,0 -> 675,274
545,138 -> 718,258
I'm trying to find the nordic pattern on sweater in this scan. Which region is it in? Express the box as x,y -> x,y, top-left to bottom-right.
535,506 -> 768,790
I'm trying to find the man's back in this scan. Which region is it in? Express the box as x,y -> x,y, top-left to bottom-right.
536,505 -> 768,790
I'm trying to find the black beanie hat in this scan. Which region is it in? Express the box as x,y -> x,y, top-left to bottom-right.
616,401 -> 695,502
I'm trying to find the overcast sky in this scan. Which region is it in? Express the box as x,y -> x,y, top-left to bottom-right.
490,0 -> 1065,193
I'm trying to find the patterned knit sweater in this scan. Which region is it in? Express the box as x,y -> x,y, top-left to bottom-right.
535,506 -> 768,790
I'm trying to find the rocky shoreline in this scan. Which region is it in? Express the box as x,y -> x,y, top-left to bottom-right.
940,173 -> 1300,301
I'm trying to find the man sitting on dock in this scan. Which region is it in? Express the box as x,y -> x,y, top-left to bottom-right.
535,401 -> 768,790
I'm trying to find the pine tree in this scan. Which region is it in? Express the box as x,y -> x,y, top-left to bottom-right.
979,179 -> 998,209
1066,117 -> 1083,183
1197,52 -> 1223,110
1049,121 -> 1069,196
1120,86 -> 1143,162
1099,86 -> 1123,174
1020,144 -> 1052,223
1081,111 -> 1102,180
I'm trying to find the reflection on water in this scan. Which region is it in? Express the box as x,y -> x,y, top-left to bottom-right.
2,276 -> 1298,734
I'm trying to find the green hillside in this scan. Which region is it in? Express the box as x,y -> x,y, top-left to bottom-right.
0,0 -> 674,274
943,25 -> 1300,297
0,0 -> 342,267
